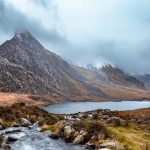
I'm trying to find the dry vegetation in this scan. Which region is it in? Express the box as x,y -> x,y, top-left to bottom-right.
0,103 -> 149,150
0,92 -> 64,107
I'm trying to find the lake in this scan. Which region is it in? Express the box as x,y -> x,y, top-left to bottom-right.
43,101 -> 150,114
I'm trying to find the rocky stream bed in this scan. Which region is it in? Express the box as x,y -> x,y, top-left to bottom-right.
0,103 -> 149,150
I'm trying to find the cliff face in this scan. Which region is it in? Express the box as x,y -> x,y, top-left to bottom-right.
0,31 -> 149,101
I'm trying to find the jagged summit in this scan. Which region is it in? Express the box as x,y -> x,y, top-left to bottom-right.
101,64 -> 145,88
14,30 -> 32,40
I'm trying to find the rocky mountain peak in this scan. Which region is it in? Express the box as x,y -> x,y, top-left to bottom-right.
14,30 -> 32,39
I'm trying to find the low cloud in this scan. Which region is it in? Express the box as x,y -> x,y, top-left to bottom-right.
0,0 -> 66,43
1,0 -> 150,74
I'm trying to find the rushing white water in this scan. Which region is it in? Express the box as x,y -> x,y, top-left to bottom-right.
43,101 -> 150,114
10,127 -> 85,150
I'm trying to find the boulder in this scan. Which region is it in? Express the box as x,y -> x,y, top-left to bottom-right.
80,130 -> 87,136
85,141 -> 96,149
5,132 -> 26,143
73,135 -> 84,144
0,125 -> 3,130
100,141 -> 124,150
102,110 -> 113,117
78,113 -> 84,118
7,136 -> 18,142
73,130 -> 88,144
64,126 -> 75,139
49,133 -> 60,140
74,131 -> 79,137
98,133 -> 105,140
21,118 -> 32,127
0,118 -> 3,125
1,142 -> 11,150
88,114 -> 93,118
65,115 -> 80,121
108,117 -> 125,126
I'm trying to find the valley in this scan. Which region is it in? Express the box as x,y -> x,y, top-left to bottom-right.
0,31 -> 150,104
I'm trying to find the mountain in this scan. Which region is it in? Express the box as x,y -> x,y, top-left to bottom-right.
135,74 -> 150,88
0,31 -> 149,103
101,64 -> 145,88
74,64 -> 145,88
0,31 -> 85,96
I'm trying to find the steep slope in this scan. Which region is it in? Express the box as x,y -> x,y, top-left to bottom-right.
0,31 -> 85,96
101,64 -> 145,88
73,65 -> 150,101
0,56 -> 51,94
135,74 -> 150,88
74,64 -> 145,89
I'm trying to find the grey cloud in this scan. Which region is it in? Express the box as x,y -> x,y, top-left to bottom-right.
0,0 -> 67,44
1,0 -> 150,74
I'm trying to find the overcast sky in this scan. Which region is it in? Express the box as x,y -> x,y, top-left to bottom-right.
0,0 -> 150,74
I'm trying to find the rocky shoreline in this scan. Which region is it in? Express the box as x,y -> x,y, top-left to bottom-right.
0,103 -> 149,150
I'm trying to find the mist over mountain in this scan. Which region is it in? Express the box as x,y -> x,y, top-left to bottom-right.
1,0 -> 150,74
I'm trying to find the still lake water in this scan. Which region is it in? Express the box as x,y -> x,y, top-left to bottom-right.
43,101 -> 150,114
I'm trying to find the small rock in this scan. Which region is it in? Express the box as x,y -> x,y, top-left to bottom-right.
0,118 -> 3,125
103,115 -> 109,120
49,133 -> 60,140
80,130 -> 87,136
5,132 -> 26,143
98,133 -> 105,140
0,125 -> 3,130
28,126 -> 34,129
21,118 -> 32,127
13,123 -> 21,127
73,135 -> 84,144
108,117 -> 125,126
7,136 -> 18,143
85,142 -> 96,149
88,114 -> 93,118
78,113 -> 84,118
65,115 -> 80,121
1,142 -> 11,150
36,127 -> 41,132
102,110 -> 113,117
64,126 -> 75,139
74,131 -> 79,137
33,122 -> 39,127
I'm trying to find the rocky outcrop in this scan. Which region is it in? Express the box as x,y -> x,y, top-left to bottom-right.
21,118 -> 32,127
49,120 -> 125,150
